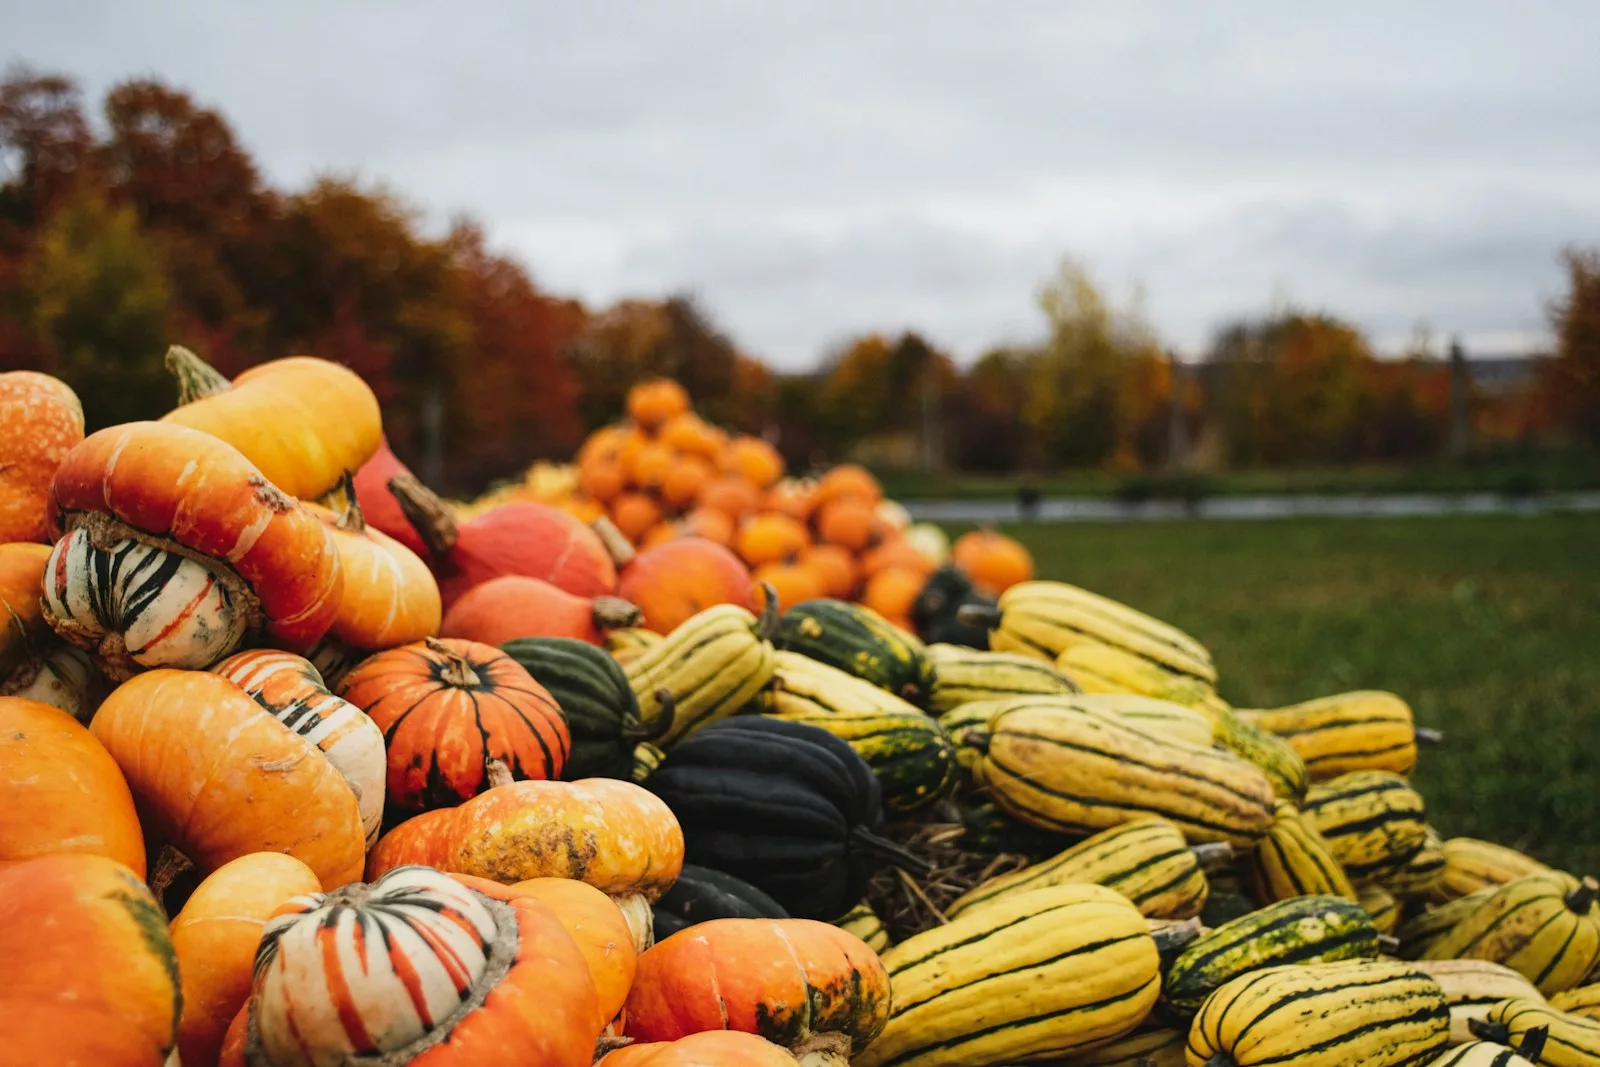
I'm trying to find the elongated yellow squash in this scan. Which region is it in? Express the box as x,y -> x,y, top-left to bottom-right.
1424,872 -> 1600,995
1470,996 -> 1600,1067
1410,959 -> 1546,1045
1247,800 -> 1357,903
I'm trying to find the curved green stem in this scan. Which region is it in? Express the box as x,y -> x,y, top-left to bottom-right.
850,826 -> 934,877
755,582 -> 780,640
956,603 -> 1003,630
165,344 -> 232,403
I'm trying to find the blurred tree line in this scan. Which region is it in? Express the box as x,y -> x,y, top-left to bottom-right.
3,65 -> 1594,494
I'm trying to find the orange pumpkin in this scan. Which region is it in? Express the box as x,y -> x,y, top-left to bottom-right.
627,441 -> 678,491
339,637 -> 569,812
767,479 -> 819,524
92,670 -> 365,888
160,346 -> 381,502
351,436 -> 433,560
659,413 -> 725,459
861,567 -> 925,623
640,520 -> 684,550
580,424 -> 630,466
815,497 -> 882,553
719,435 -> 785,489
307,478 -> 442,651
627,379 -> 692,431
598,524 -> 758,634
0,853 -> 181,1067
169,852 -> 322,1067
734,512 -> 810,567
0,370 -> 83,543
612,491 -> 665,543
660,455 -> 714,510
221,865 -> 604,1067
859,536 -> 937,580
45,422 -> 343,675
558,495 -> 609,525
682,507 -> 735,546
441,574 -> 642,646
624,918 -> 890,1065
580,454 -> 629,502
952,528 -> 1035,595
799,544 -> 858,600
0,696 -> 144,875
600,1032 -> 800,1067
698,474 -> 763,520
816,463 -> 882,506
752,561 -> 826,614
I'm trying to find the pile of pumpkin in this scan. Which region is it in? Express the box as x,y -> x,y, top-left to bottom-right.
4,350 -> 1600,1067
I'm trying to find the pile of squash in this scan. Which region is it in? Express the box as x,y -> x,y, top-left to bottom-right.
3,351 -> 1599,1067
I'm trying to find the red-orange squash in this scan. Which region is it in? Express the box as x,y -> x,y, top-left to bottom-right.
627,379 -> 691,431
44,422 -> 343,676
0,696 -> 145,876
220,865 -> 604,1067
440,574 -> 641,647
305,478 -> 441,651
860,536 -> 937,580
91,670 -> 365,888
611,491 -> 665,544
599,1032 -> 801,1067
952,528 -> 1035,595
624,918 -> 890,1065
861,567 -> 924,623
0,853 -> 181,1067
160,345 -> 381,502
598,522 -> 757,635
169,852 -> 322,1067
0,370 -> 83,543
338,637 -> 569,811
350,436 -> 432,559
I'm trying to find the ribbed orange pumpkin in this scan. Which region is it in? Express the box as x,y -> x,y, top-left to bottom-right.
719,436 -> 784,489
816,464 -> 882,506
0,696 -> 145,875
799,544 -> 859,600
0,853 -> 182,1067
952,528 -> 1035,595
659,413 -> 725,459
0,370 -> 83,543
753,561 -> 826,614
600,1032 -> 800,1067
339,637 -> 569,812
816,497 -> 881,553
735,513 -> 810,567
307,481 -> 441,652
170,853 -> 322,1067
628,379 -> 691,431
160,346 -> 381,502
612,491 -> 665,543
219,865 -> 604,1067
861,567 -> 925,623
45,422 -> 343,676
660,455 -> 714,510
440,574 -> 641,646
698,474 -> 763,520
92,670 -> 366,888
601,525 -> 758,634
624,918 -> 890,1066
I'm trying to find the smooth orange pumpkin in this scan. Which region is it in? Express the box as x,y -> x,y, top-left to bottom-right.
624,918 -> 890,1065
441,574 -> 642,646
580,424 -> 630,466
169,852 -> 322,1067
682,507 -> 735,546
698,474 -> 763,520
640,521 -> 684,550
816,464 -> 882,506
734,512 -> 810,567
860,536 -> 937,580
952,528 -> 1036,595
0,370 -> 83,543
581,455 -> 628,502
861,567 -> 925,623
160,346 -> 381,502
627,441 -> 677,492
307,479 -> 441,651
799,544 -> 858,600
0,696 -> 144,875
719,435 -> 784,489
815,497 -> 881,553
599,524 -> 758,634
660,455 -> 714,510
752,561 -> 826,614
612,491 -> 665,543
658,413 -> 725,459
340,637 -> 569,811
628,379 -> 692,431
600,1032 -> 801,1067
46,422 -> 343,674
0,853 -> 181,1067
92,670 -> 365,888
767,480 -> 819,524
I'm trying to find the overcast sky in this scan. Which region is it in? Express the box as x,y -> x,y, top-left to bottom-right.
9,2 -> 1599,367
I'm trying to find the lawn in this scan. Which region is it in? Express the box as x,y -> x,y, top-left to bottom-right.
948,513 -> 1600,875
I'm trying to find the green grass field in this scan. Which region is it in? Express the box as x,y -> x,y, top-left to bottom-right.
950,514 -> 1600,874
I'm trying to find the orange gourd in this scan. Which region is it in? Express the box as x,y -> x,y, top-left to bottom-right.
660,455 -> 714,510
719,435 -> 784,489
45,422 -> 343,676
597,523 -> 758,634
581,455 -> 628,502
612,491 -> 665,543
658,413 -> 725,459
640,521 -> 684,549
698,474 -> 763,520
682,507 -> 735,546
169,853 -> 321,1067
952,528 -> 1036,595
623,918 -> 890,1066
558,496 -> 609,525
0,853 -> 181,1067
0,370 -> 83,543
752,561 -> 826,614
307,477 -> 441,651
816,463 -> 882,506
767,480 -> 819,524
799,544 -> 858,600
628,379 -> 692,431
580,424 -> 630,465
599,1032 -> 800,1067
627,441 -> 677,491
815,497 -> 881,553
350,436 -> 432,560
160,346 -> 381,502
440,574 -> 641,646
860,536 -> 937,580
734,512 -> 810,567
339,637 -> 570,812
0,696 -> 144,875
220,865 -> 604,1067
861,567 -> 925,623
91,670 -> 365,888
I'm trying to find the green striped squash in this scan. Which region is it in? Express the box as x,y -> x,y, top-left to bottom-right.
630,741 -> 665,784
1382,825 -> 1449,899
1067,1023 -> 1186,1066
1300,770 -> 1429,885
1238,690 -> 1421,780
1360,883 -> 1402,934
1397,888 -> 1499,960
1471,996 -> 1600,1067
1163,894 -> 1383,1016
1424,872 -> 1600,994
1426,1042 -> 1539,1067
835,900 -> 891,953
775,599 -> 934,707
924,643 -> 1078,716
1247,800 -> 1357,904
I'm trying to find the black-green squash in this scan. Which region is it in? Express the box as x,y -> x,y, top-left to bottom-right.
774,598 -> 934,706
651,863 -> 788,938
911,565 -> 993,649
499,636 -> 671,779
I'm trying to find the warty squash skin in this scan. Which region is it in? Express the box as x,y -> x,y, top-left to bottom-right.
169,852 -> 322,1067
0,369 -> 83,543
0,695 -> 145,876
159,345 -> 381,502
305,484 -> 441,651
623,918 -> 890,1065
599,1031 -> 801,1067
221,865 -> 605,1067
91,669 -> 366,889
0,852 -> 181,1067
45,422 -> 343,675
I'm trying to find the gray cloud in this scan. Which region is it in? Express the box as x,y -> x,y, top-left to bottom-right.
7,0 -> 1599,365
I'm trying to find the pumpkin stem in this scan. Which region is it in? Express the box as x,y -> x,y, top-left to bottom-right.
1190,842 -> 1234,870
590,516 -> 637,568
485,757 -> 515,789
165,344 -> 233,403
594,1034 -> 634,1059
147,843 -> 194,906
965,729 -> 992,755
592,595 -> 643,631
1520,1025 -> 1550,1063
426,637 -> 482,688
754,582 -> 780,640
1468,1018 -> 1511,1045
327,470 -> 366,532
1415,726 -> 1444,746
1150,916 -> 1203,953
633,689 -> 677,743
1377,934 -> 1401,954
389,473 -> 460,555
956,603 -> 1003,630
849,826 -> 935,877
1566,876 -> 1599,914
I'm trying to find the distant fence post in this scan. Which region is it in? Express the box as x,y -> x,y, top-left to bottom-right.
1448,338 -> 1470,460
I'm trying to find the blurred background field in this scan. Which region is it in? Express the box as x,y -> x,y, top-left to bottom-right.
962,513 -> 1600,874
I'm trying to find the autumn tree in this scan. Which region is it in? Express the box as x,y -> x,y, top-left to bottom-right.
947,346 -> 1034,472
0,65 -> 92,231
1547,247 -> 1600,445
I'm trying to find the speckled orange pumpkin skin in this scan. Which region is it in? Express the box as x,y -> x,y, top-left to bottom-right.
0,371 -> 83,543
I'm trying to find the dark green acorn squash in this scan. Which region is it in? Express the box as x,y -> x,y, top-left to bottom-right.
499,637 -> 671,780
652,863 -> 789,938
645,716 -> 930,921
774,599 -> 934,707
912,566 -> 994,649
